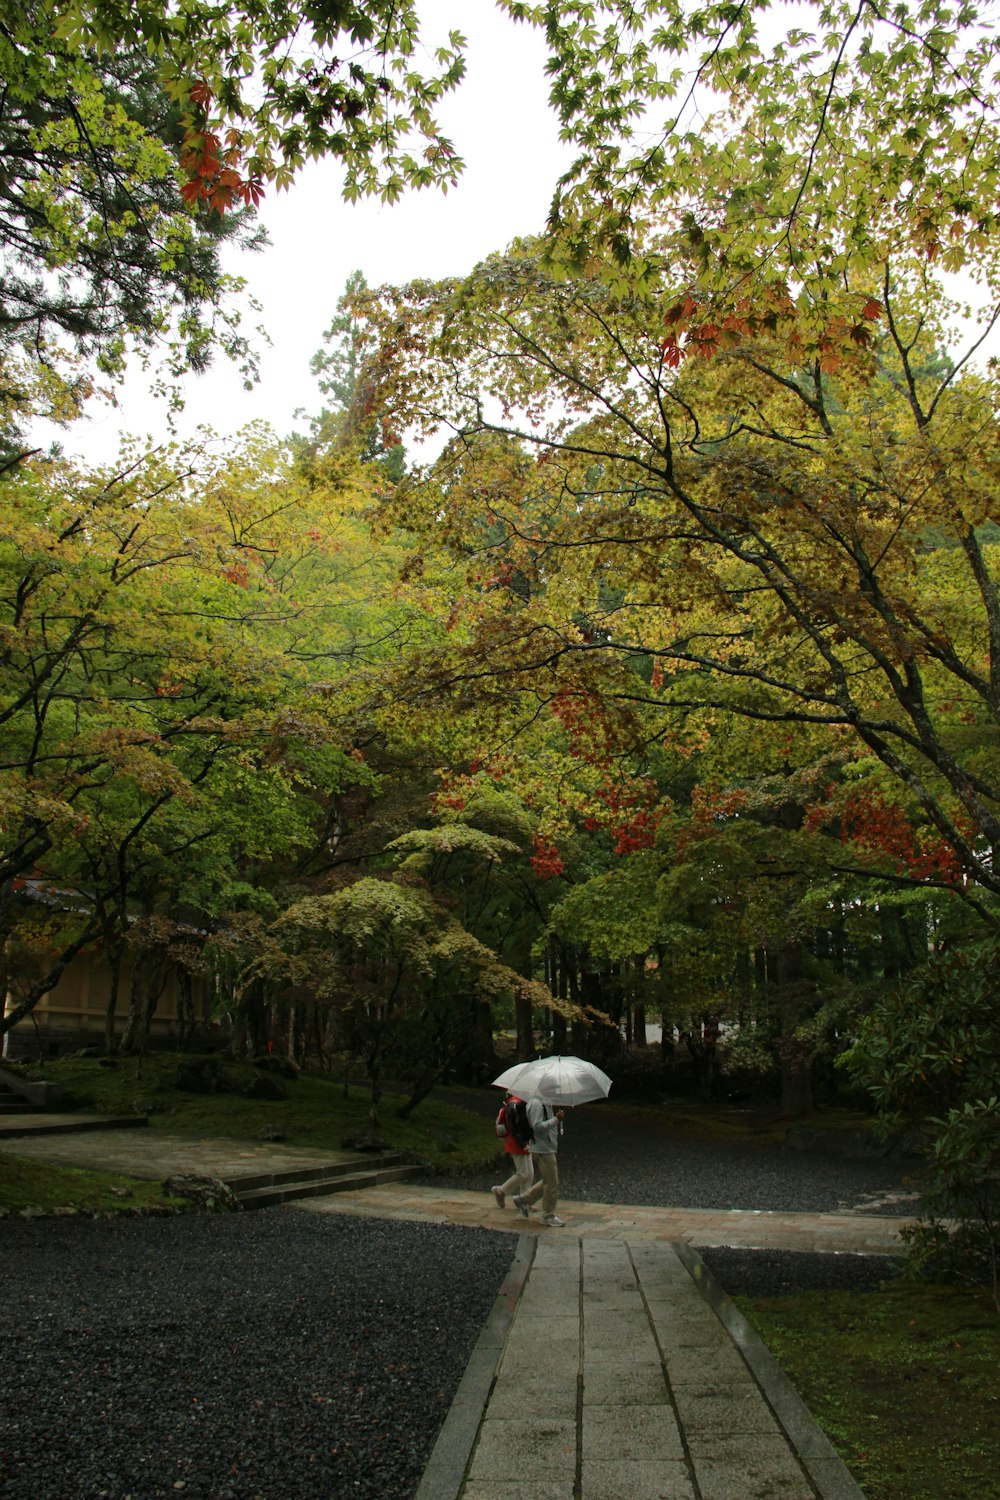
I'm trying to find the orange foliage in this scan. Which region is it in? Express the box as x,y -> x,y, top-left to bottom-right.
807,790 -> 967,884
529,834 -> 565,879
179,83 -> 265,214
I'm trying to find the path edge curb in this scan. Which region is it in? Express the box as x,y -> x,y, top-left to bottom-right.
414,1231 -> 534,1500
674,1242 -> 868,1500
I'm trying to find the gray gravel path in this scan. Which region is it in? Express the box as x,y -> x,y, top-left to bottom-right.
698,1244 -> 902,1297
1,1211 -> 513,1500
1,1106 -> 917,1500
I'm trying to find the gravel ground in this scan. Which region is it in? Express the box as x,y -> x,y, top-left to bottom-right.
2,1108 -> 919,1500
429,1097 -> 922,1217
0,1211 -> 514,1500
699,1245 -> 903,1298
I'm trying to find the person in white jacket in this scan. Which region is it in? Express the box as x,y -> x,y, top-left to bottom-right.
513,1096 -> 566,1227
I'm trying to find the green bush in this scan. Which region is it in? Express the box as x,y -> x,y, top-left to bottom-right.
844,940 -> 1000,1305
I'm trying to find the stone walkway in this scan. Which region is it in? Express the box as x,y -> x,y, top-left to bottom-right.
0,1116 -> 362,1181
296,1181 -> 913,1254
2,1116 -> 906,1497
415,1234 -> 867,1500
1,1120 -> 914,1251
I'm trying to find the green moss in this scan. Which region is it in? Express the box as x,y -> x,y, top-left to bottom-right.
737,1282 -> 1000,1500
0,1153 -> 191,1215
12,1053 -> 498,1170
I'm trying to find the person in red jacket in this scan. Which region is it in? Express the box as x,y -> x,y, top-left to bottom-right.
490,1092 -> 534,1209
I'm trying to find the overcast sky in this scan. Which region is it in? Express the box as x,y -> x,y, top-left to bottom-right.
48,1 -> 573,466
34,3 -> 999,467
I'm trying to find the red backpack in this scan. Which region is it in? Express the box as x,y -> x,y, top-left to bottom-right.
495,1095 -> 533,1148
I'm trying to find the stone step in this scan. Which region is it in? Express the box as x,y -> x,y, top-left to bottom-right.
0,1065 -> 65,1112
0,1093 -> 39,1112
227,1160 -> 424,1210
0,1113 -> 150,1138
224,1153 -> 409,1193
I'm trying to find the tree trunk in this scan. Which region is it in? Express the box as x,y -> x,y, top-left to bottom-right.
574,967 -> 603,1053
772,940 -> 814,1116
0,920 -> 102,1040
682,1015 -> 720,1099
312,1006 -> 327,1071
243,981 -> 266,1056
551,946 -> 569,1052
779,1040 -> 814,1117
367,1059 -> 382,1126
119,951 -> 168,1055
515,989 -> 534,1059
633,997 -> 648,1046
473,998 -> 495,1076
659,1017 -> 674,1062
395,1067 -> 443,1118
176,967 -> 195,1051
103,946 -> 123,1056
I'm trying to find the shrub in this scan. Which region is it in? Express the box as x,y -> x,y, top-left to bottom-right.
844,940 -> 1000,1305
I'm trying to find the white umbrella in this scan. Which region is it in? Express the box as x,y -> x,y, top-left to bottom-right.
492,1055 -> 612,1106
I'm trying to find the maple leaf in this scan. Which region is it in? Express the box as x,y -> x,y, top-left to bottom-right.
688,322 -> 720,360
659,337 -> 683,368
530,835 -> 564,879
188,80 -> 213,110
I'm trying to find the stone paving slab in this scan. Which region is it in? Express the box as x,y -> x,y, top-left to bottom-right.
0,1112 -> 145,1137
579,1457 -> 697,1500
417,1237 -> 868,1500
294,1181 -> 914,1253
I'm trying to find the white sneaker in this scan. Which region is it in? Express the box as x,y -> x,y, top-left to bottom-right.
543,1214 -> 565,1228
513,1195 -> 531,1218
491,1185 -> 505,1209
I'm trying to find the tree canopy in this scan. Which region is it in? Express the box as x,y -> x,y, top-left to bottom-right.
358,234 -> 1000,905
6,0 -> 1000,1171
55,0 -> 467,204
9,1 -> 1000,453
525,0 -> 1000,329
0,12 -> 273,462
0,1 -> 464,458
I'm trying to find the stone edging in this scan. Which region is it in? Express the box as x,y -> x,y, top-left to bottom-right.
674,1242 -> 868,1500
413,1232 -> 535,1500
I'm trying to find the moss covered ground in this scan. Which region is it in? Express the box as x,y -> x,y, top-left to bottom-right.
0,1153 -> 191,1214
739,1280 -> 1000,1500
2,1051 -> 496,1214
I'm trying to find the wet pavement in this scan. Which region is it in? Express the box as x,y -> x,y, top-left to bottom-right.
295,1180 -> 912,1254
2,1115 -> 902,1497
414,1234 -> 869,1500
0,1115 -> 363,1180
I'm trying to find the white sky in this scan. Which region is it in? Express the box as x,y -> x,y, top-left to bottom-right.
29,2 -> 999,466
41,1 -> 573,466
